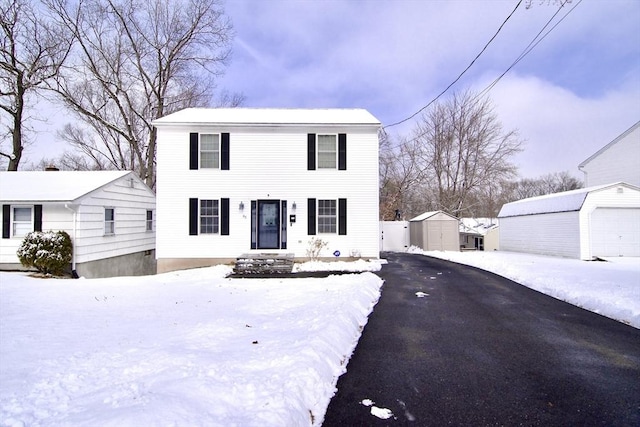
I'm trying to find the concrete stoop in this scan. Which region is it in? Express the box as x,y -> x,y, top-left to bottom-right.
233,253 -> 295,275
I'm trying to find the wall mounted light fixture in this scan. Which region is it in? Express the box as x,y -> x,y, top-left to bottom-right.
292,202 -> 297,211
239,201 -> 244,211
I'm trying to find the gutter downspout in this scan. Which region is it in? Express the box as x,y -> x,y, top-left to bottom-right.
64,203 -> 79,278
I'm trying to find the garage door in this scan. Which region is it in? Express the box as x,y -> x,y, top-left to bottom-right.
590,208 -> 640,257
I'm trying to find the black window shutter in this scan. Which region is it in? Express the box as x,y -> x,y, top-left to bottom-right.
307,134 -> 316,170
338,198 -> 347,235
2,205 -> 9,239
221,198 -> 230,235
221,133 -> 230,170
338,133 -> 347,170
34,205 -> 42,232
251,201 -> 257,249
189,198 -> 198,235
281,200 -> 287,249
307,198 -> 316,235
189,133 -> 198,170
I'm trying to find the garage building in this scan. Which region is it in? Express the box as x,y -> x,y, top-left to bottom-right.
498,182 -> 640,260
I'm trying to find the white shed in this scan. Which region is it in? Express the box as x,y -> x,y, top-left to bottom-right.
498,182 -> 640,260
409,211 -> 460,251
0,171 -> 156,278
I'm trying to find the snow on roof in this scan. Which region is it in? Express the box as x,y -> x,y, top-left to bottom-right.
459,218 -> 499,235
409,210 -> 458,221
497,182 -> 637,218
0,171 -> 132,202
152,108 -> 381,127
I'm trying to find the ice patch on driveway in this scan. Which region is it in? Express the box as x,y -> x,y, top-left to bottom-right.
371,406 -> 395,419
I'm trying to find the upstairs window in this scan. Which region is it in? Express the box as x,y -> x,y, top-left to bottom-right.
12,207 -> 32,237
200,134 -> 220,169
105,208 -> 115,235
317,135 -> 337,169
200,200 -> 219,234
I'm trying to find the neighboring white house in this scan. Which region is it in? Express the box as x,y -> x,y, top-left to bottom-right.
0,171 -> 156,278
498,182 -> 640,260
578,120 -> 640,187
409,211 -> 460,252
152,108 -> 381,273
459,218 -> 499,251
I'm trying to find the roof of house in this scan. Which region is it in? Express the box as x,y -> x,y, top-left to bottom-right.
152,108 -> 381,127
579,120 -> 640,169
0,171 -> 134,203
498,182 -> 639,218
410,210 -> 459,222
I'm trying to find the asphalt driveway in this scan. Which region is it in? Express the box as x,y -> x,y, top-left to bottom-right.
322,252 -> 640,426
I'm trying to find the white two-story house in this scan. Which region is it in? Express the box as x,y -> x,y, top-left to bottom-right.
152,108 -> 381,273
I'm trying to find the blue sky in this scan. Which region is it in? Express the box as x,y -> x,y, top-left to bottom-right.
23,0 -> 640,180
216,0 -> 640,179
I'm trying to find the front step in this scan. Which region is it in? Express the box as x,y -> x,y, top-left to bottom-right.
234,253 -> 295,275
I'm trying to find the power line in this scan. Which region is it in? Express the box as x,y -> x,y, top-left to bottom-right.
382,0 -> 581,152
476,0 -> 582,99
383,0 -> 523,130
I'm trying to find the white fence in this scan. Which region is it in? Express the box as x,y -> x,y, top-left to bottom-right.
379,221 -> 410,252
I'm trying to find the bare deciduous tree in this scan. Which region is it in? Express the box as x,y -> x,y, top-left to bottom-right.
412,91 -> 523,217
0,0 -> 71,170
46,0 -> 241,188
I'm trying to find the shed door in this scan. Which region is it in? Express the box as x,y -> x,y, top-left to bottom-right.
590,208 -> 640,257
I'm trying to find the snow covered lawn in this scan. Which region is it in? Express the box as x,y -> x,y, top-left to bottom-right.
1,252 -> 638,426
0,264 -> 383,427
417,249 -> 640,328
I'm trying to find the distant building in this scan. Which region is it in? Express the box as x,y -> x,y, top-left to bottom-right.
1,171 -> 156,277
579,121 -> 640,187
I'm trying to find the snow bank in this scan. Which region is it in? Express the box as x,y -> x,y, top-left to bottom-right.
417,249 -> 640,328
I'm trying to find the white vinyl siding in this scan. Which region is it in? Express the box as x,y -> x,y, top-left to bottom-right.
317,134 -> 337,169
200,134 -> 220,169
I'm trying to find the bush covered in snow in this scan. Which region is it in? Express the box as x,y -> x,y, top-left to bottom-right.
17,231 -> 73,276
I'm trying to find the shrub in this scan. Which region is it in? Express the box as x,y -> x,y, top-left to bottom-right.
17,231 -> 73,276
306,237 -> 328,261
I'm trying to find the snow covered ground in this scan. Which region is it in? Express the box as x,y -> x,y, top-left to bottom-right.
0,263 -> 383,427
414,248 -> 640,328
1,251 -> 638,426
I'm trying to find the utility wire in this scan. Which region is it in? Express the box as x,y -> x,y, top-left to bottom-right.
383,0 -> 523,130
383,0 -> 581,151
476,0 -> 582,99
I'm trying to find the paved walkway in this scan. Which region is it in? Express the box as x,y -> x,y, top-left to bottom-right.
322,252 -> 640,426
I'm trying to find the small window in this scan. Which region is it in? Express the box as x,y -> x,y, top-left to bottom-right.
105,208 -> 115,235
200,200 -> 219,234
317,135 -> 337,169
146,210 -> 154,231
318,199 -> 337,233
200,134 -> 220,169
13,207 -> 32,237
